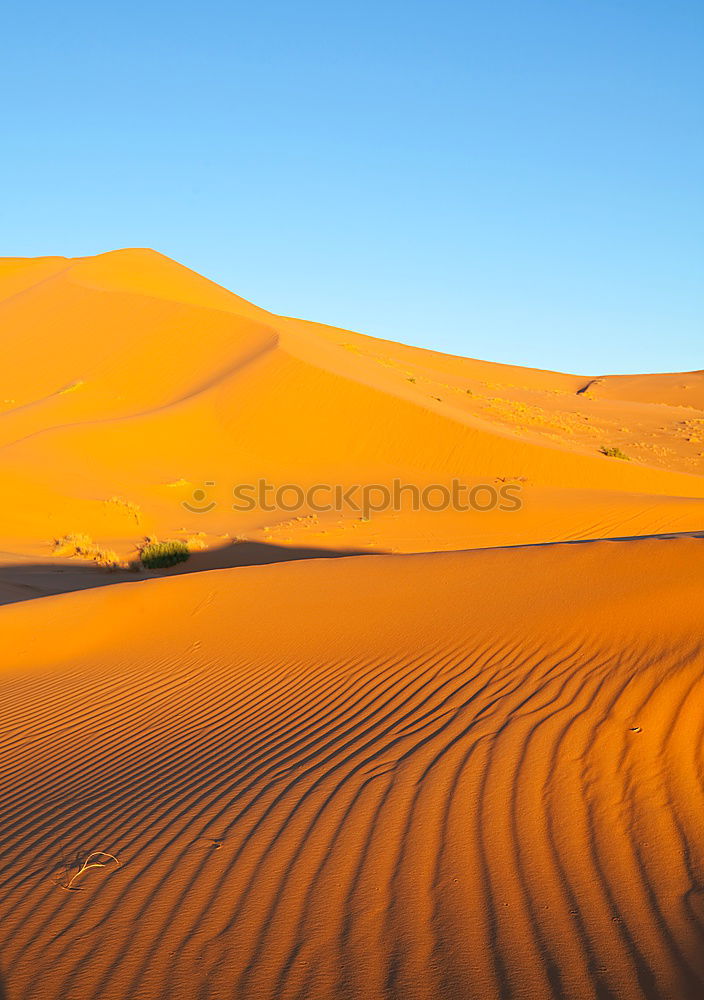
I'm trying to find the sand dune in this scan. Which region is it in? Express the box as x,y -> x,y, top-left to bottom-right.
0,536 -> 703,999
0,250 -> 702,567
0,251 -> 702,999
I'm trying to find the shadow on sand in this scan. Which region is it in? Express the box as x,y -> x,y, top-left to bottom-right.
0,540 -> 383,607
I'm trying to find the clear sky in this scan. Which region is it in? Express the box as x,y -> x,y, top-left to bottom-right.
2,1 -> 702,374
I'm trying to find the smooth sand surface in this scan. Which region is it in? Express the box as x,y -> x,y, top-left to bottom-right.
0,251 -> 702,999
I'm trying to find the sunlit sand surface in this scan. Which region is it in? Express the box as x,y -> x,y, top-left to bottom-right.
0,251 -> 702,999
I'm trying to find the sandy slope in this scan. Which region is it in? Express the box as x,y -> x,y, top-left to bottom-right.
0,536 -> 703,1000
0,250 -> 703,1000
0,249 -> 702,573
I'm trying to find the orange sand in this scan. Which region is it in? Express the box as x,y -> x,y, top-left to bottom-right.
0,250 -> 702,999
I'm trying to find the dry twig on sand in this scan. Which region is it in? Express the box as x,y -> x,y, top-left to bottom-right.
57,851 -> 120,891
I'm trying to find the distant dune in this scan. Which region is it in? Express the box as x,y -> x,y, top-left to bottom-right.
0,251 -> 702,999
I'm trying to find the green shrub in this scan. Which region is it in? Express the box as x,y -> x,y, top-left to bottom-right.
599,446 -> 630,461
140,539 -> 190,568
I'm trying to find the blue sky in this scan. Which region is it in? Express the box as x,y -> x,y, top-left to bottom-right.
2,1 -> 702,374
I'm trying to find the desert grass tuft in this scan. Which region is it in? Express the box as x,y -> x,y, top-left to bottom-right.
185,533 -> 208,552
104,496 -> 141,523
52,534 -> 122,569
599,445 -> 630,460
52,533 -> 94,557
140,538 -> 190,568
